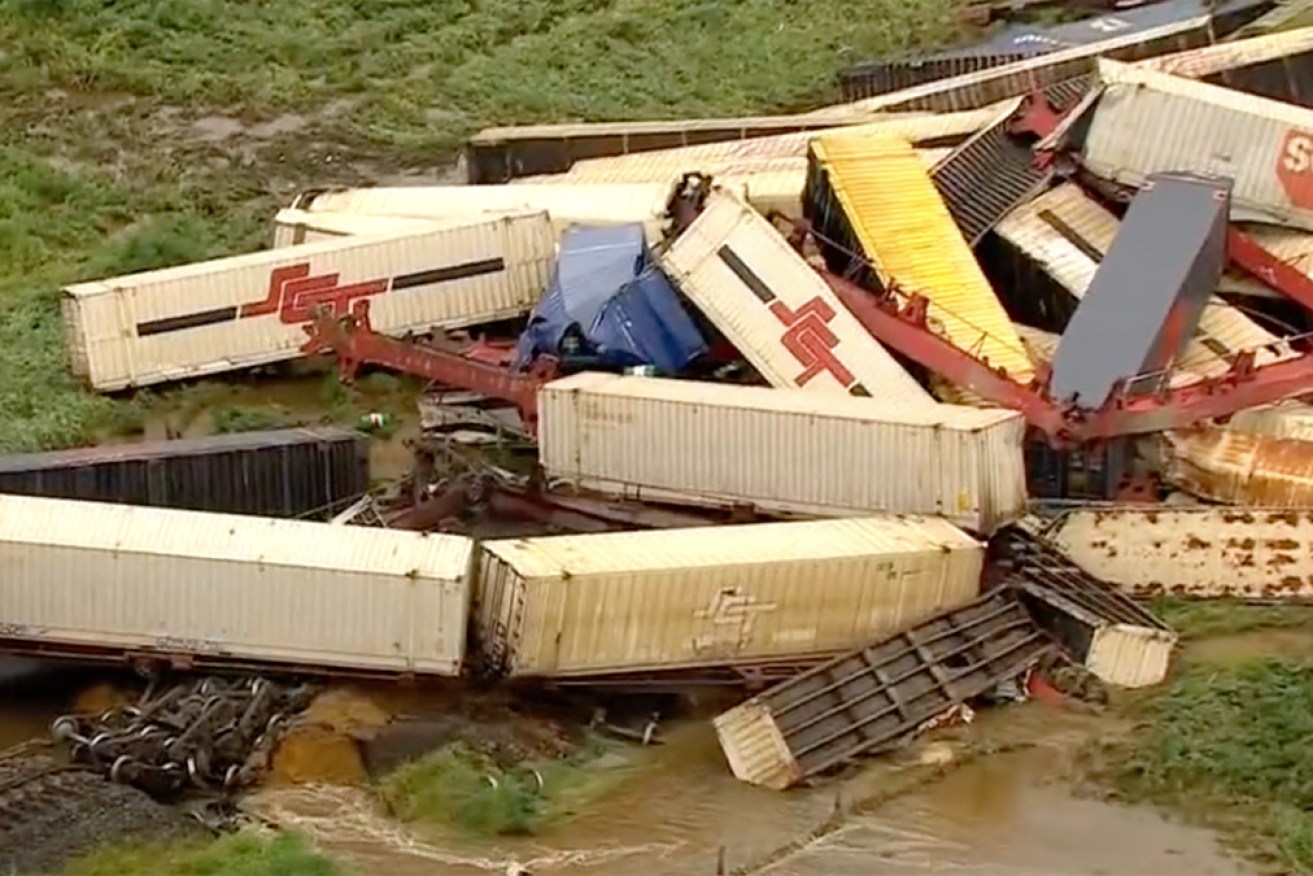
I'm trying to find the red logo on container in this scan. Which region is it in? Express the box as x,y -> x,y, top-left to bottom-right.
767,296 -> 856,388
1277,130 -> 1313,210
239,264 -> 389,324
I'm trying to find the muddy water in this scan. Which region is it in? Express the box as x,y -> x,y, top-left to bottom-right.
250,703 -> 1255,876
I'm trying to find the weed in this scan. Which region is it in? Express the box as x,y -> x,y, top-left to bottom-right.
210,405 -> 294,434
57,832 -> 344,876
380,742 -> 541,835
1096,658 -> 1313,874
1152,598 -> 1313,641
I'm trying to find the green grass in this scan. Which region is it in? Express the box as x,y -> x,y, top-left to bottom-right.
379,739 -> 629,836
0,0 -> 968,452
58,832 -> 344,876
1097,658 -> 1313,874
1153,598 -> 1313,641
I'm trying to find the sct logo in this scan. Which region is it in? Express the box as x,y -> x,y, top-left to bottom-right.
240,264 -> 389,324
1277,130 -> 1313,209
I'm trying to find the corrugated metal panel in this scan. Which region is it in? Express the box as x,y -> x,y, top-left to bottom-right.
993,183 -> 1285,377
1014,322 -> 1060,362
1223,400 -> 1313,440
830,13 -> 1223,116
1081,59 -> 1313,230
1165,426 -> 1313,505
714,590 -> 1050,789
807,133 -> 1033,382
474,516 -> 983,678
840,53 -> 1033,102
1045,505 -> 1313,599
1231,0 -> 1313,38
1089,626 -> 1175,687
462,112 -> 890,183
1140,26 -> 1313,77
0,427 -> 368,519
657,188 -> 933,404
271,209 -> 453,248
519,107 -> 1007,185
63,213 -> 555,392
62,212 -> 554,391
929,101 -> 1054,245
538,372 -> 1028,534
0,494 -> 473,674
1049,173 -> 1230,407
298,183 -> 675,242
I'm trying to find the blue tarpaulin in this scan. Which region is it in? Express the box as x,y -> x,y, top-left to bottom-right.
514,224 -> 706,373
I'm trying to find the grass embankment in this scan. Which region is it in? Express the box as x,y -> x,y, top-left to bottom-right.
1093,601 -> 1313,874
379,739 -> 627,836
57,833 -> 342,876
0,0 -> 966,453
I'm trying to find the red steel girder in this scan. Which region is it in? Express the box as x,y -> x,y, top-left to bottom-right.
1227,226 -> 1313,314
301,300 -> 557,434
821,272 -> 1074,443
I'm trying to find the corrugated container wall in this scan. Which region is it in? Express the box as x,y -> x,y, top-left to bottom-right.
473,516 -> 984,678
0,495 -> 473,674
1164,427 -> 1313,505
538,372 -> 1028,534
297,183 -> 676,243
1046,505 -> 1313,599
0,427 -> 369,519
271,209 -> 453,248
805,133 -> 1033,383
658,189 -> 933,405
62,213 -> 555,391
1078,59 -> 1313,230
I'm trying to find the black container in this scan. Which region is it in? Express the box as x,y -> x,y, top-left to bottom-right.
0,427 -> 370,519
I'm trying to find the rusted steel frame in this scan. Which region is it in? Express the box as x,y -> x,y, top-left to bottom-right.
302,300 -> 557,433
1227,225 -> 1313,314
822,272 -> 1073,441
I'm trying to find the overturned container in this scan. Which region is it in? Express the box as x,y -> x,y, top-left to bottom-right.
63,213 -> 555,391
0,427 -> 368,519
714,589 -> 1050,790
658,188 -> 932,404
270,209 -> 454,248
538,372 -> 1027,534
473,515 -> 983,680
0,494 -> 473,675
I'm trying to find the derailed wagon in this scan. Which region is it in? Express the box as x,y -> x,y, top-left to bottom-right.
0,494 -> 473,675
62,212 -> 556,391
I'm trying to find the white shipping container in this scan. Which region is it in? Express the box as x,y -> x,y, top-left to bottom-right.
657,188 -> 933,405
62,212 -> 555,391
1044,506 -> 1313,600
474,516 -> 983,678
270,209 -> 454,248
296,182 -> 676,242
538,372 -> 1027,533
0,494 -> 473,674
1080,59 -> 1313,231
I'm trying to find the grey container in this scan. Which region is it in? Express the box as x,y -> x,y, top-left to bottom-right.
1049,173 -> 1231,407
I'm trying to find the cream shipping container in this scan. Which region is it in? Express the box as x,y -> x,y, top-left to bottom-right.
538,373 -> 1026,533
474,515 -> 983,678
270,209 -> 453,248
1076,59 -> 1313,231
293,182 -> 676,242
1044,505 -> 1313,600
62,212 -> 555,391
657,188 -> 933,405
0,494 -> 473,675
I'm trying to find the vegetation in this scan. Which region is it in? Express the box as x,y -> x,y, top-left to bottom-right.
1097,658 -> 1313,874
1153,597 -> 1313,641
58,832 -> 344,876
379,739 -> 628,836
0,0 -> 967,453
